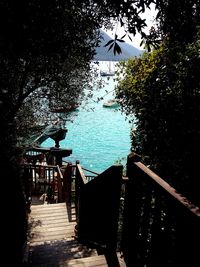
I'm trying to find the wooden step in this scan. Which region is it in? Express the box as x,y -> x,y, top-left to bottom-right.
65,254 -> 108,266
28,202 -> 126,267
28,202 -> 98,266
67,254 -> 127,266
29,254 -> 107,267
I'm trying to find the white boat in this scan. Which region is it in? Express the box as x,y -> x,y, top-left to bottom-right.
100,70 -> 115,77
100,61 -> 115,77
103,99 -> 120,108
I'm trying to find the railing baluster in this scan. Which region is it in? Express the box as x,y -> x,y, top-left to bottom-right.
121,153 -> 200,266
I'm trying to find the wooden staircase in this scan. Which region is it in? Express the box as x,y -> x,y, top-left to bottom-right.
27,201 -> 120,266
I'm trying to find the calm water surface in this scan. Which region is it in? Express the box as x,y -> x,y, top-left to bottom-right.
43,76 -> 134,173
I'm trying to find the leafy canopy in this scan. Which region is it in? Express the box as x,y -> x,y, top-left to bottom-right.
116,28 -> 200,205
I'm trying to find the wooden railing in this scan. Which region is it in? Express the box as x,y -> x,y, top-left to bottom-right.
21,160 -> 98,206
61,161 -> 99,205
21,153 -> 200,266
21,163 -> 64,203
61,162 -> 73,204
121,153 -> 200,266
75,162 -> 123,266
82,167 -> 99,182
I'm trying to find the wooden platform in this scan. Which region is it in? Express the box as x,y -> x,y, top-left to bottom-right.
27,202 -> 107,266
27,201 -> 126,266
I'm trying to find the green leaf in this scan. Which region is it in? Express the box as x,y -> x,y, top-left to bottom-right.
107,42 -> 114,51
128,35 -> 132,42
120,18 -> 124,27
120,34 -> 126,39
116,39 -> 125,43
140,40 -> 144,46
114,42 -> 122,55
104,39 -> 114,47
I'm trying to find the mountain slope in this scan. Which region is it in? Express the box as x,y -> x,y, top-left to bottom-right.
93,29 -> 143,61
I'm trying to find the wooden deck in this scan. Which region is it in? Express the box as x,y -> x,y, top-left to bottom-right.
27,201 -> 126,266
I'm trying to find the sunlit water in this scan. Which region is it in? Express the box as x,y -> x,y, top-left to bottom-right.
43,75 -> 134,173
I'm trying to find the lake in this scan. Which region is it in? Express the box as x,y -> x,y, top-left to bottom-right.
43,74 -> 134,173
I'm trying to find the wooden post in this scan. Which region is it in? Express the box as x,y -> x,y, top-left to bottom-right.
76,164 -> 123,266
56,166 -> 63,203
121,152 -> 144,266
75,160 -> 82,224
104,250 -> 120,267
62,163 -> 72,204
55,154 -> 62,166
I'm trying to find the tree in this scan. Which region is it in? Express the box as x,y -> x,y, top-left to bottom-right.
0,1 -> 103,142
0,1 -> 104,264
116,21 -> 200,207
1,0 -> 199,264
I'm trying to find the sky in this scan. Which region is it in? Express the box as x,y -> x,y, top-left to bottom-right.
104,4 -> 158,50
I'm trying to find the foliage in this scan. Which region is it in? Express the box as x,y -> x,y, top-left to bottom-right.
0,1 -> 105,264
104,34 -> 125,55
3,0 -> 199,143
1,0 -> 199,264
0,1 -> 106,146
116,30 -> 200,205
103,0 -> 200,52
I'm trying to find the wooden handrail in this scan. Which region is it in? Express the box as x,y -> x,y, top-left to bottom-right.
121,152 -> 200,267
134,161 -> 200,216
76,163 -> 88,185
82,167 -> 99,176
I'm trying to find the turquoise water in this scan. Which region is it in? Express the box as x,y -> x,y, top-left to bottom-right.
43,76 -> 133,173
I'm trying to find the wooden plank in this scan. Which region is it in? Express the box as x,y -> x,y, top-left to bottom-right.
29,212 -> 69,219
28,202 -> 99,266
29,241 -> 92,255
30,261 -> 107,267
31,203 -> 67,210
29,213 -> 70,220
30,224 -> 75,233
30,223 -> 75,233
29,220 -> 70,226
29,231 -> 75,243
30,247 -> 98,264
30,205 -> 67,212
30,211 -> 69,217
66,255 -> 108,266
29,237 -> 75,247
30,221 -> 75,228
30,203 -> 75,222
29,218 -> 72,226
